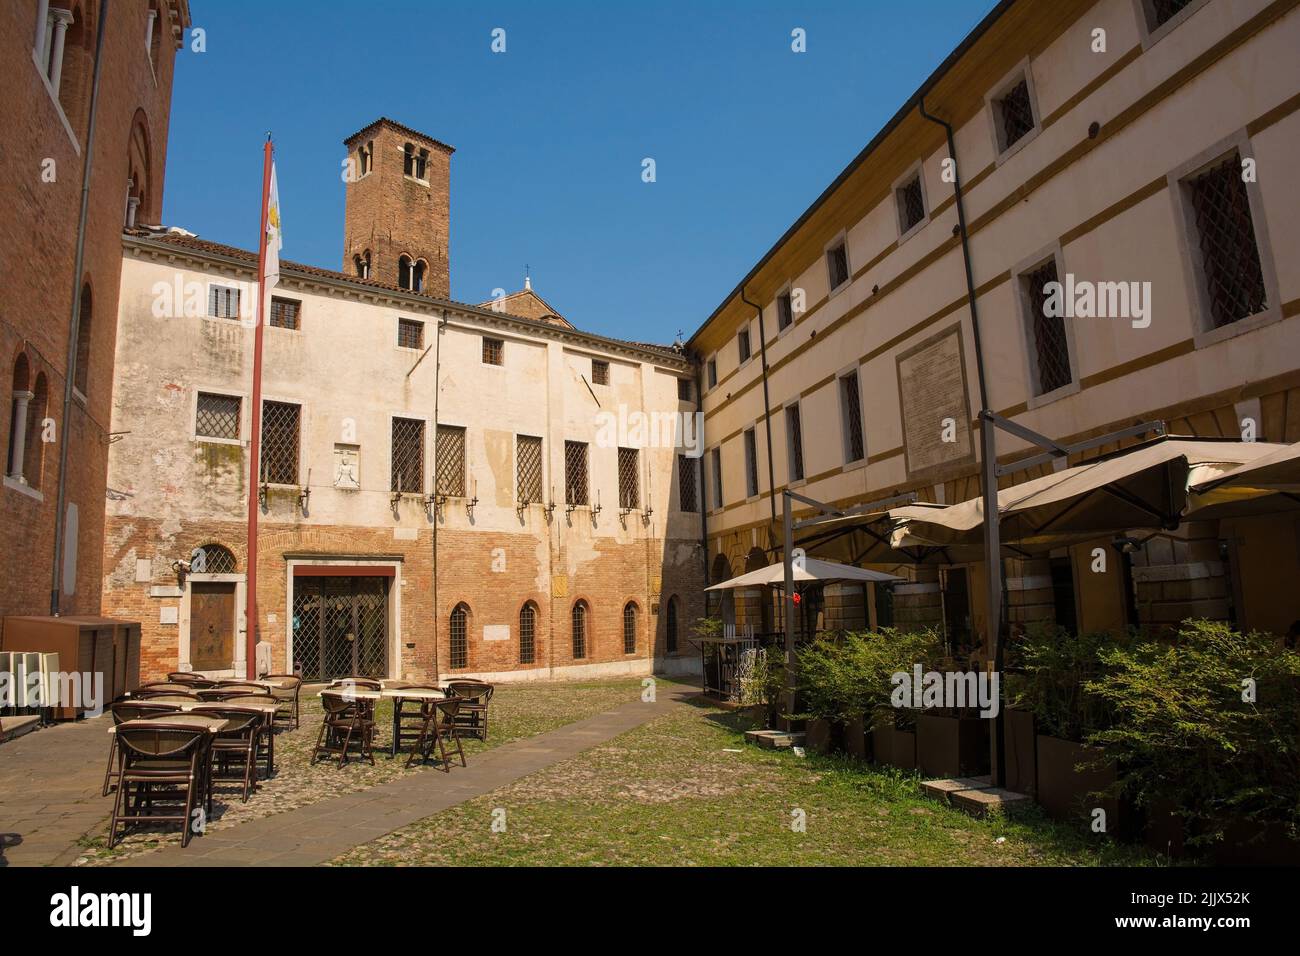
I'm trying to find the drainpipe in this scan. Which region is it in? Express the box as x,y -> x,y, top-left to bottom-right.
50,0 -> 109,616
430,310 -> 447,678
740,290 -> 778,534
694,351 -> 710,585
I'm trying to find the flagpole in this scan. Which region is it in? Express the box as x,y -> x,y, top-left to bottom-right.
245,134 -> 273,679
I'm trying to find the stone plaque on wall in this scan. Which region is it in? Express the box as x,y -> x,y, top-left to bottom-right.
895,324 -> 976,480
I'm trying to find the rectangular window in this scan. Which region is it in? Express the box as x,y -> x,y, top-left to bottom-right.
707,359 -> 717,389
269,296 -> 300,330
744,428 -> 759,498
195,392 -> 240,442
449,609 -> 467,670
519,605 -> 535,665
397,318 -> 424,350
786,404 -> 805,483
1149,0 -> 1195,28
565,440 -> 589,505
711,446 -> 723,510
208,285 -> 241,320
482,336 -> 504,366
516,435 -> 543,503
996,77 -> 1035,152
777,292 -> 794,331
897,174 -> 926,233
840,372 -> 865,463
678,454 -> 698,513
591,359 -> 609,385
826,241 -> 850,291
738,328 -> 751,363
435,424 -> 466,496
1023,259 -> 1073,395
390,417 -> 425,494
618,447 -> 639,510
677,377 -> 692,402
1186,153 -> 1268,329
260,400 -> 300,484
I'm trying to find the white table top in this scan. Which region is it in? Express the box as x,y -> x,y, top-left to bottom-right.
110,715 -> 231,735
318,687 -> 446,701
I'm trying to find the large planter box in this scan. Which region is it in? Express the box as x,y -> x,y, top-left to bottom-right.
1144,799 -> 1187,858
1004,709 -> 1036,795
805,718 -> 832,753
872,725 -> 916,770
844,715 -> 869,760
917,714 -> 990,778
1036,735 -> 1119,831
1212,820 -> 1300,866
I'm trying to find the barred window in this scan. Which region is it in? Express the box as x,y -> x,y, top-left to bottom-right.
996,77 -> 1035,152
519,602 -> 537,664
208,285 -> 240,320
516,434 -> 543,503
738,328 -> 751,363
711,446 -> 723,510
707,359 -> 717,389
1187,153 -> 1268,329
192,543 -> 236,574
678,454 -> 698,512
564,440 -> 588,505
777,292 -> 794,331
826,240 -> 849,290
786,404 -> 805,482
677,377 -> 692,402
260,400 -> 300,484
482,337 -> 504,366
449,603 -> 468,670
270,296 -> 300,330
196,392 -> 240,441
391,417 -> 425,494
1023,259 -> 1073,395
623,602 -> 637,654
591,359 -> 609,385
618,447 -> 639,510
435,424 -> 466,496
397,318 -> 424,350
897,174 -> 925,233
840,372 -> 865,463
572,601 -> 588,659
666,595 -> 679,653
744,428 -> 759,498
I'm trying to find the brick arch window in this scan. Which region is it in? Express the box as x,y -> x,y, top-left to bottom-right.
449,602 -> 470,670
6,354 -> 31,481
622,601 -> 638,655
55,3 -> 93,133
74,283 -> 91,395
571,600 -> 589,660
6,355 -> 48,490
412,259 -> 427,293
666,595 -> 680,654
519,601 -> 537,664
192,543 -> 236,574
354,249 -> 371,279
398,254 -> 413,290
126,115 -> 152,226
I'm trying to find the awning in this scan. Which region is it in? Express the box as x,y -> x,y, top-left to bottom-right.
705,558 -> 902,591
793,501 -> 989,565
1187,441 -> 1300,520
889,437 -> 1284,552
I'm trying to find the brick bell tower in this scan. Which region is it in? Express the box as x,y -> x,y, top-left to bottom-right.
342,118 -> 454,298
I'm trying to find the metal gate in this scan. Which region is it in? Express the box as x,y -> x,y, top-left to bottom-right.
292,576 -> 389,681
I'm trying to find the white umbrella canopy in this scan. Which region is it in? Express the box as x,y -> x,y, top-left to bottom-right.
889,437 -> 1284,552
1187,441 -> 1300,519
705,558 -> 903,591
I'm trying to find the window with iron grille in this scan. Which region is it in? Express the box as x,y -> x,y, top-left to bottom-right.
677,377 -> 692,402
738,328 -> 751,363
666,596 -> 678,653
391,417 -> 425,494
195,391 -> 240,441
897,174 -> 926,233
208,285 -> 240,320
826,241 -> 849,290
260,400 -> 300,484
482,337 -> 504,366
397,318 -> 424,350
1187,153 -> 1268,329
618,447 -> 639,510
786,404 -> 805,482
270,296 -> 300,330
519,602 -> 536,664
744,428 -> 759,497
572,601 -> 588,659
777,291 -> 794,331
193,543 -> 236,574
564,440 -> 588,505
840,373 -> 865,463
707,359 -> 717,389
996,77 -> 1035,152
1149,0 -> 1194,28
678,454 -> 698,512
711,446 -> 723,510
623,602 -> 637,654
516,434 -> 543,503
1023,259 -> 1073,395
435,424 -> 466,496
591,359 -> 609,385
449,603 -> 468,669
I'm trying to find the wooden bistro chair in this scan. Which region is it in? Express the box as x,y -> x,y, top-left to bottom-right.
391,685 -> 444,756
133,690 -> 200,702
405,697 -> 467,772
102,701 -> 181,796
167,672 -> 215,687
312,691 -> 376,766
263,674 -> 303,730
223,694 -> 278,776
445,680 -> 495,741
135,682 -> 197,695
107,723 -> 211,849
192,706 -> 264,802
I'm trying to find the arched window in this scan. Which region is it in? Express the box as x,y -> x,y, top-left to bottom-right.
412,259 -> 427,293
6,354 -> 31,481
358,140 -> 372,176
192,543 -> 236,574
126,115 -> 151,225
6,356 -> 47,490
398,254 -> 413,290
519,601 -> 537,664
402,142 -> 415,176
666,595 -> 679,654
623,602 -> 637,655
571,601 -> 588,659
74,283 -> 91,395
354,250 -> 371,279
450,603 -> 469,669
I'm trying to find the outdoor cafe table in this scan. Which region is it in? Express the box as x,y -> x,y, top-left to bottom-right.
316,686 -> 448,757
111,705 -> 277,774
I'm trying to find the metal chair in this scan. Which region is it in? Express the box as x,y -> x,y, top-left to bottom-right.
192,705 -> 264,802
263,674 -> 303,730
311,692 -> 375,766
102,701 -> 181,796
107,723 -> 210,849
445,680 -> 494,740
406,697 -> 467,771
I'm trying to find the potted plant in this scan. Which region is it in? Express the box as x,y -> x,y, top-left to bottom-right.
738,643 -> 786,730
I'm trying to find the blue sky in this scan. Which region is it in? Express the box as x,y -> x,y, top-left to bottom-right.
164,0 -> 996,343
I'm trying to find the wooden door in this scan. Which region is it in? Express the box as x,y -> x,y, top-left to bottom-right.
191,582 -> 236,670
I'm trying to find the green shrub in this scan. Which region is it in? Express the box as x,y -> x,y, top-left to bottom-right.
1084,619 -> 1300,844
795,628 -> 940,728
1009,621 -> 1122,741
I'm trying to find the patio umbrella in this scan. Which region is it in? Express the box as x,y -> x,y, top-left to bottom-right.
1187,441 -> 1300,520
704,557 -> 902,591
888,436 -> 1284,553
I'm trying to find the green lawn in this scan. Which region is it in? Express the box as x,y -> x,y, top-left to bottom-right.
332,698 -> 1160,866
